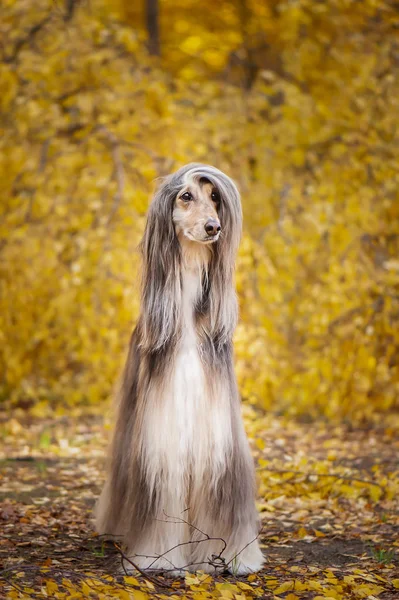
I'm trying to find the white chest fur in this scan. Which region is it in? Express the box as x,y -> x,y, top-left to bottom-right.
140,264 -> 232,504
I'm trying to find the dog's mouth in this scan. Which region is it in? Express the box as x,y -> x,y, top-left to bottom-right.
202,234 -> 220,243
184,231 -> 220,244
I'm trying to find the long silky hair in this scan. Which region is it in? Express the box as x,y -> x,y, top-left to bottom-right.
96,164 -> 263,576
139,163 -> 242,352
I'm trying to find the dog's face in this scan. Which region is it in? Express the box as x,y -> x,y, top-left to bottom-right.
173,179 -> 221,244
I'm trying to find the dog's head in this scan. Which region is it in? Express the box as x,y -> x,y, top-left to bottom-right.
173,177 -> 221,244
145,163 -> 242,251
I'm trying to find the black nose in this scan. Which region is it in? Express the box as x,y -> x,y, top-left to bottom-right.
204,219 -> 221,237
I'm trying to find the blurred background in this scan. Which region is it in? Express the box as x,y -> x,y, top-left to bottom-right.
1,0 -> 399,423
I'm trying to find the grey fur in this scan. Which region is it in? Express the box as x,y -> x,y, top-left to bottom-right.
96,164 -> 263,575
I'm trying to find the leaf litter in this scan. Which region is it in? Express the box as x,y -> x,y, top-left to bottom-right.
0,406 -> 398,599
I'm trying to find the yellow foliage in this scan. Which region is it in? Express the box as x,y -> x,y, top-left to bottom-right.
1,0 -> 399,420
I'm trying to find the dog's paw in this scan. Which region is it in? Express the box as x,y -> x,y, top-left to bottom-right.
227,546 -> 265,576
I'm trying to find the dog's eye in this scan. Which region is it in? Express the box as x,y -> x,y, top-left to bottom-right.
181,192 -> 192,202
211,191 -> 220,203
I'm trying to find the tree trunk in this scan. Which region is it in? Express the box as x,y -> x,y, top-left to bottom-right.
146,0 -> 160,56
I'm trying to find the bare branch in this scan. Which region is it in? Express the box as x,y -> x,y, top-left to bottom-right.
4,15 -> 51,63
113,543 -> 172,588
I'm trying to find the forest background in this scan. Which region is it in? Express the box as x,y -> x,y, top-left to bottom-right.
2,1 -> 399,598
2,0 -> 399,422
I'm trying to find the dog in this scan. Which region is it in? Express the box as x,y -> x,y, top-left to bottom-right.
96,163 -> 264,576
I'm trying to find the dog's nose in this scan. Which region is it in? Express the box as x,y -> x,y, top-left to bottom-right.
204,219 -> 221,237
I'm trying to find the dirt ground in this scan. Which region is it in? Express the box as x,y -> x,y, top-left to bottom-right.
0,408 -> 398,598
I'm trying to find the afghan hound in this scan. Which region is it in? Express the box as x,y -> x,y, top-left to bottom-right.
96,163 -> 264,576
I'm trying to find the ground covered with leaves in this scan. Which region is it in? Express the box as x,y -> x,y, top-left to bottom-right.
0,407 -> 398,599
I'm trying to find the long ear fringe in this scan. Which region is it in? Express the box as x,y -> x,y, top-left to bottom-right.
138,178 -> 182,352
